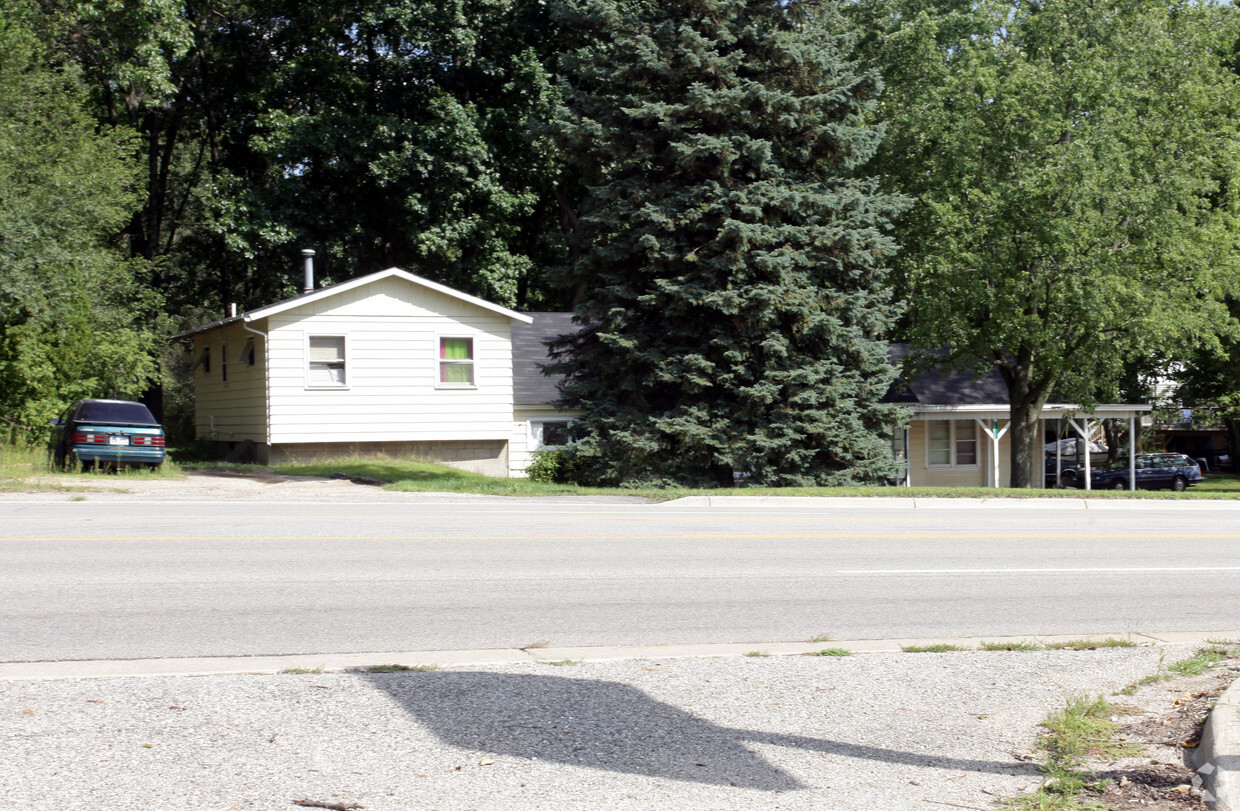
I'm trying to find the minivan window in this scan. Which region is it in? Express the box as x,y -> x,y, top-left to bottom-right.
75,401 -> 158,425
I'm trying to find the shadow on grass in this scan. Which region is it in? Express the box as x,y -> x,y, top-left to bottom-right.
364,670 -> 1037,790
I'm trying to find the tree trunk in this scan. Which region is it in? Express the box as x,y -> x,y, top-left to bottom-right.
1000,348 -> 1054,489
1227,418 -> 1240,472
1007,395 -> 1044,488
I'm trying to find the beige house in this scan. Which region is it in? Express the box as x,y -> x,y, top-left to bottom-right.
887,347 -> 1151,488
175,267 -> 581,476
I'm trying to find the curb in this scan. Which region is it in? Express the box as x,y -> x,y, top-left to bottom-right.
1198,675 -> 1240,810
3,630 -> 1236,682
659,495 -> 1240,510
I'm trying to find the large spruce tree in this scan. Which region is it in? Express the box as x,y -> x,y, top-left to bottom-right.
547,0 -> 907,487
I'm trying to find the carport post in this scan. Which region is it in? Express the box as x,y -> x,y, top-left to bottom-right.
975,418 -> 1010,488
1084,423 -> 1092,490
1129,415 -> 1136,491
1067,417 -> 1093,490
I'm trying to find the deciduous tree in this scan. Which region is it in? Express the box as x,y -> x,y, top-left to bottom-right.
850,0 -> 1240,486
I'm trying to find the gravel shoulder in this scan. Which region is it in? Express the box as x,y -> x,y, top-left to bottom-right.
0,647 -> 1211,811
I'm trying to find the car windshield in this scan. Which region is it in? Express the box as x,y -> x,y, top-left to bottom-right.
75,401 -> 157,425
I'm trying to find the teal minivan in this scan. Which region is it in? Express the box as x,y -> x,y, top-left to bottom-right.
49,399 -> 166,470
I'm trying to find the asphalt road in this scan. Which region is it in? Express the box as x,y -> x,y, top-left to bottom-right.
2,496 -> 1239,662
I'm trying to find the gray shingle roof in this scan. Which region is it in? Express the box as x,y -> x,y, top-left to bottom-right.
512,312 -> 578,405
884,344 -> 1010,405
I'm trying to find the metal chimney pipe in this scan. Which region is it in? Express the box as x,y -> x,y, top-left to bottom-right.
229,303 -> 238,317
301,249 -> 316,293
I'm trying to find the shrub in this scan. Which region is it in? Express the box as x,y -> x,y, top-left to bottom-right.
526,449 -> 567,483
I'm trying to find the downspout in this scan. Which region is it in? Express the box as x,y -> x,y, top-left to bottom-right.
243,318 -> 272,450
904,427 -> 911,487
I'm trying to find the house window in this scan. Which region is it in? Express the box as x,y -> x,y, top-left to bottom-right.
308,336 -> 346,387
238,338 -> 255,366
221,342 -> 228,382
192,345 -> 210,374
438,337 -> 475,386
927,419 -> 978,467
531,420 -> 574,449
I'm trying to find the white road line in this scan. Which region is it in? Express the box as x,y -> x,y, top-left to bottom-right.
840,566 -> 1240,574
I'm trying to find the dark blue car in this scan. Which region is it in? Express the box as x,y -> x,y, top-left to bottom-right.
1087,453 -> 1204,491
49,399 -> 166,470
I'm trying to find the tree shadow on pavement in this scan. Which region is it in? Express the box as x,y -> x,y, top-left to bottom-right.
364,670 -> 1037,791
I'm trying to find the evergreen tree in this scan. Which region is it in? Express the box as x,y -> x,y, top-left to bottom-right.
547,0 -> 907,487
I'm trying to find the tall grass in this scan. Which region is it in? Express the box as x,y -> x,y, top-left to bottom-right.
0,440 -> 183,490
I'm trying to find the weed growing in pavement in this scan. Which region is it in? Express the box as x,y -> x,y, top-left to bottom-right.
367,664 -> 439,673
523,640 -> 550,650
1168,644 -> 1237,676
1001,695 -> 1141,810
280,667 -> 324,675
980,640 -> 1044,651
743,651 -> 771,658
807,633 -> 834,643
901,643 -> 967,653
805,648 -> 853,657
1043,638 -> 1136,651
538,659 -> 583,667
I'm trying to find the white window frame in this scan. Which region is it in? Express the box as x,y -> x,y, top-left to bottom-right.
925,419 -> 980,469
436,334 -> 477,389
529,419 -> 575,450
306,334 -> 348,390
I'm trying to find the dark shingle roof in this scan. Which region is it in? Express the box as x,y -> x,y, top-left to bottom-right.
512,312 -> 578,405
884,344 -> 1010,405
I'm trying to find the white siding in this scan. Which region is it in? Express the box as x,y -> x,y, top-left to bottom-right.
192,322 -> 268,444
262,277 -> 517,444
510,405 -> 585,477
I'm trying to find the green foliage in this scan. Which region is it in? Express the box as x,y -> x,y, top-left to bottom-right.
1043,638 -> 1136,651
0,0 -> 161,439
547,0 -> 908,488
851,0 -> 1240,487
524,448 -> 576,483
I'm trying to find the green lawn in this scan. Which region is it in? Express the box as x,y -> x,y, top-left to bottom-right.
5,441 -> 1238,500
271,455 -> 1240,501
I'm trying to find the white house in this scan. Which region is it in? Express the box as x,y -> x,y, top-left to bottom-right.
175,266 -> 583,476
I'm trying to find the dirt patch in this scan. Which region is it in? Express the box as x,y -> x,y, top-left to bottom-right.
1087,657 -> 1239,809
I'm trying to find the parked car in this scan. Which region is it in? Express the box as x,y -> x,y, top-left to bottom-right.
49,399 -> 166,470
1045,458 -> 1086,488
1085,453 -> 1204,492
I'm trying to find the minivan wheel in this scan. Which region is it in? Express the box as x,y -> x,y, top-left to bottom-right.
1171,475 -> 1188,492
1110,480 -> 1126,490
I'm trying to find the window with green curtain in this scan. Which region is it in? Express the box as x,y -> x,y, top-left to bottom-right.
439,337 -> 474,385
